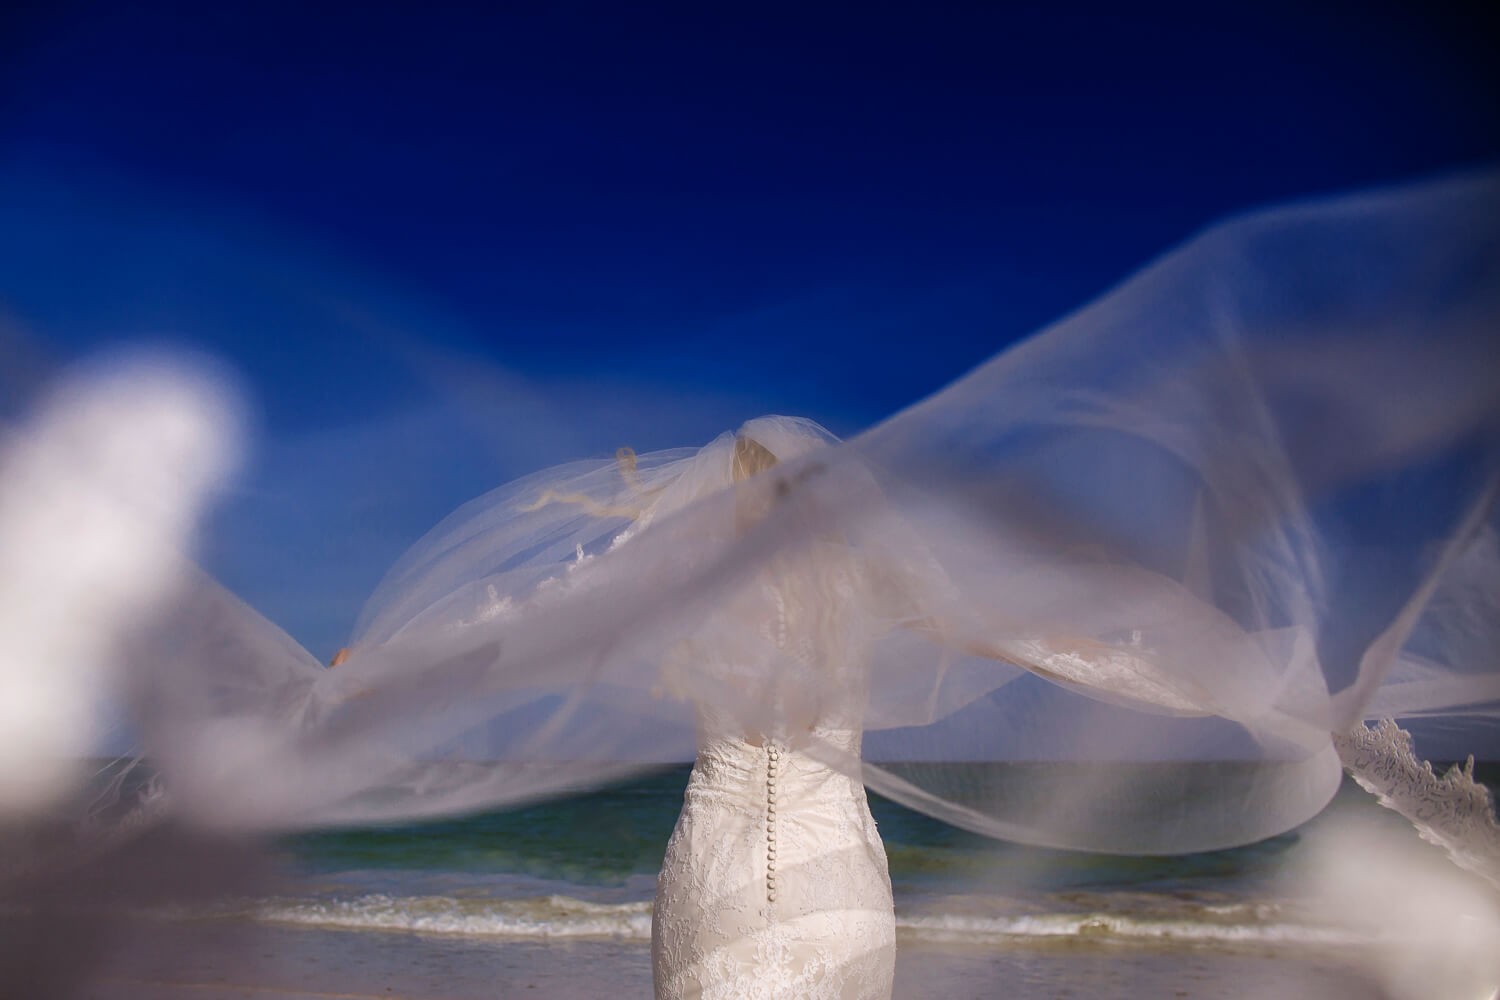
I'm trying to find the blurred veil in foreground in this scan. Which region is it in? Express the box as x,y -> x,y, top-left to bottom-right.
0,354 -> 240,813
0,353 -> 267,994
2,170 -> 1498,995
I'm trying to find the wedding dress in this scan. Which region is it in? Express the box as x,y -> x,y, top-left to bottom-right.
652,727 -> 895,999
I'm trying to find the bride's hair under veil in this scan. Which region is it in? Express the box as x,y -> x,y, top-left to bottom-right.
732,433 -> 779,483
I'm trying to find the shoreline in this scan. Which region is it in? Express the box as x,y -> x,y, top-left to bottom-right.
57,920 -> 1391,1000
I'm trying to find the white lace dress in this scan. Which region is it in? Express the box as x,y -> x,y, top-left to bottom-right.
651,545 -> 898,1000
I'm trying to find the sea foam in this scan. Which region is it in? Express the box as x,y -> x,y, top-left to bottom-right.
236,892 -> 1364,950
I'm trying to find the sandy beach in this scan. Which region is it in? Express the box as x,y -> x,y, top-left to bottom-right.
67,919 -> 1392,1000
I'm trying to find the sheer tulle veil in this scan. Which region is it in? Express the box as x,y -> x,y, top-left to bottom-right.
71,169 -> 1500,857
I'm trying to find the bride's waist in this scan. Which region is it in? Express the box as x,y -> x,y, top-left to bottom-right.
688,737 -> 866,801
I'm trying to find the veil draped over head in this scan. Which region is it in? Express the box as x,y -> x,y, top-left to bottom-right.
88,170 -> 1500,855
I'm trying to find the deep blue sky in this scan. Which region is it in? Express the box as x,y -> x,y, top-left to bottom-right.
2,1 -> 1496,655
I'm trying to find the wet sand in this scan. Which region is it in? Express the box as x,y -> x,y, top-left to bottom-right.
61,920 -> 1389,1000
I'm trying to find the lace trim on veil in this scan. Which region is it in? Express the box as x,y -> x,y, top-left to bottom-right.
1334,718 -> 1500,892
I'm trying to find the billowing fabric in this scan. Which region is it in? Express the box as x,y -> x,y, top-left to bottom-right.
76,169 -> 1498,867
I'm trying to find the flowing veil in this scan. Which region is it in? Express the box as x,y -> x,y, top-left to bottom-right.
55,169 -> 1500,859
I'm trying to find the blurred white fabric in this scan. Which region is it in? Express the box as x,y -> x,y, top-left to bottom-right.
0,357 -> 238,816
5,171 -> 1497,864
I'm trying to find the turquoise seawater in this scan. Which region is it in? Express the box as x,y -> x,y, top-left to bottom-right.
250,763 -> 1496,950
287,764 -> 1322,892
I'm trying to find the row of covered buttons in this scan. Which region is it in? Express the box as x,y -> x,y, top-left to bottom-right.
766,741 -> 781,903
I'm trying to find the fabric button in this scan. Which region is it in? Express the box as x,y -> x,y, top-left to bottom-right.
764,742 -> 783,905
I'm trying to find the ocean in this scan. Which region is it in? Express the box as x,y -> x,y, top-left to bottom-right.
264,764 -> 1492,953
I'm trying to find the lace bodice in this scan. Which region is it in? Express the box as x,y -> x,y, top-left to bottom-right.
660,540 -> 882,744
652,728 -> 894,1000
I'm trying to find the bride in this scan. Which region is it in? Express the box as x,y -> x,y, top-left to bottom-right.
8,169 -> 1498,997
644,425 -> 896,999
